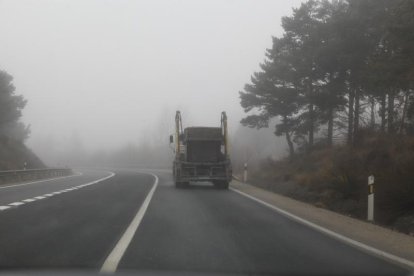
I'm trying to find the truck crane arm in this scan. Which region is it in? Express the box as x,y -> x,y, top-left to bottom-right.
221,111 -> 228,157
175,110 -> 183,158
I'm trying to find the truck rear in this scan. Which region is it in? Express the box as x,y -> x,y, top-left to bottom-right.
170,111 -> 232,189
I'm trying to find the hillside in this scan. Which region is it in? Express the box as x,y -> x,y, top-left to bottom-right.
247,130 -> 414,235
0,136 -> 45,170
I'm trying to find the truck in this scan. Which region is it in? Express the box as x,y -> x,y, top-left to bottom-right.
169,111 -> 232,189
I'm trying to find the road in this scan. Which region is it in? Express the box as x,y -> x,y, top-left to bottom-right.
0,169 -> 410,275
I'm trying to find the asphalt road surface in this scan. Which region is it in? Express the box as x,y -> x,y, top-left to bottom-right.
0,169 -> 410,275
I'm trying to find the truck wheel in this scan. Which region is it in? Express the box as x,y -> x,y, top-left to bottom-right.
215,181 -> 229,190
175,181 -> 188,188
222,181 -> 229,190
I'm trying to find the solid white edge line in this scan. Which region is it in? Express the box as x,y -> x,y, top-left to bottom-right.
100,173 -> 159,273
230,187 -> 414,270
0,172 -> 83,190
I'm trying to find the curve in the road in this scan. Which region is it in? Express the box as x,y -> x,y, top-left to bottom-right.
0,171 -> 115,212
0,170 -> 155,268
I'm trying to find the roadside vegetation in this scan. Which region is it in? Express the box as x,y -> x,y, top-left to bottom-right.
240,0 -> 414,234
0,70 -> 43,170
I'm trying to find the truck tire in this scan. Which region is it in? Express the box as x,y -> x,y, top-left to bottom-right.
215,181 -> 229,190
175,181 -> 189,189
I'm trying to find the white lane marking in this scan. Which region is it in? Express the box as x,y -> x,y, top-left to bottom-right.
22,199 -> 36,203
0,172 -> 83,190
230,187 -> 414,270
43,194 -> 54,197
0,206 -> 11,211
100,173 -> 159,273
34,196 -> 46,200
9,202 -> 24,206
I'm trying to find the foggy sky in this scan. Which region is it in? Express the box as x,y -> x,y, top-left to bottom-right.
0,0 -> 303,159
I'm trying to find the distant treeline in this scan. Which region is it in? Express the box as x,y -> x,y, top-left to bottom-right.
0,70 -> 44,170
240,0 -> 414,157
0,70 -> 30,142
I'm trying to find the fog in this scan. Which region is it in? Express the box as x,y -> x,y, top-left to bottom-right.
0,0 -> 302,167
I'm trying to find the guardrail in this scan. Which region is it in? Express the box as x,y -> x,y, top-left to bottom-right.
0,168 -> 73,185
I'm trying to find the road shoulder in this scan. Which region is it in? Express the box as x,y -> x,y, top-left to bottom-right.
231,180 -> 414,268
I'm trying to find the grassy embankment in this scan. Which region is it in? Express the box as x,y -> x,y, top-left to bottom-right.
248,130 -> 414,235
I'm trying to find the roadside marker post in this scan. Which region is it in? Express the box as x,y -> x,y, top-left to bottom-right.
368,175 -> 374,222
243,163 -> 248,183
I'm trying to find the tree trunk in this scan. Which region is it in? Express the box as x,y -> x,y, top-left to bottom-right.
306,78 -> 315,150
353,88 -> 360,144
285,131 -> 294,160
327,106 -> 334,146
380,93 -> 386,132
370,97 -> 375,128
388,91 -> 395,133
308,103 -> 314,148
327,73 -> 334,147
348,89 -> 355,145
399,90 -> 409,134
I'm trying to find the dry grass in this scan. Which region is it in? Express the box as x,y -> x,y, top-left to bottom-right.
249,129 -> 414,234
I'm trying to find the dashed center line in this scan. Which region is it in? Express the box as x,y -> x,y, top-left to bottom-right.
9,202 -> 24,206
22,199 -> 36,203
0,172 -> 116,212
